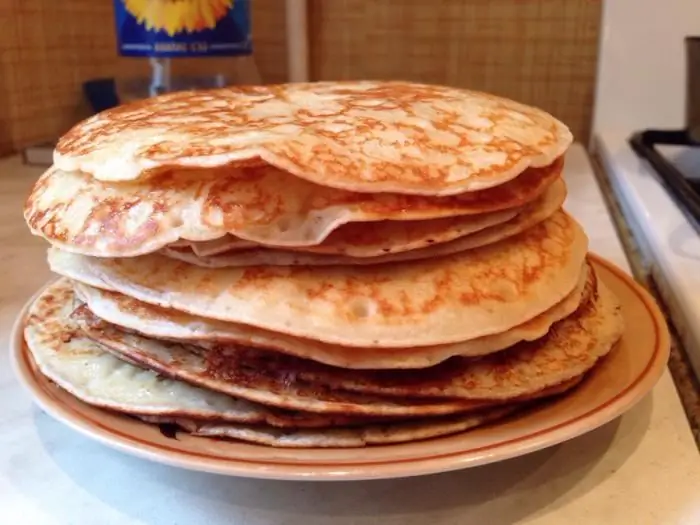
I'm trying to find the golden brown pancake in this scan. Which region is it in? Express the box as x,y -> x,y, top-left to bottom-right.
281,279 -> 623,401
140,377 -> 583,448
25,279 -> 589,447
161,207 -> 519,266
159,177 -> 566,267
26,158 -> 562,257
54,81 -> 572,195
48,211 -> 588,348
169,237 -> 256,257
75,275 -> 620,407
72,261 -> 590,369
28,280 -> 490,427
140,408 -> 517,448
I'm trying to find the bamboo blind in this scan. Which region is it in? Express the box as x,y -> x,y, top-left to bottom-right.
0,0 -> 600,156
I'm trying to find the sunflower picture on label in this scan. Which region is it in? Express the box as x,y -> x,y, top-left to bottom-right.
113,0 -> 252,57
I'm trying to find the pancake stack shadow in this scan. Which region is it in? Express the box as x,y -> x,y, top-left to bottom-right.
23,81 -> 624,448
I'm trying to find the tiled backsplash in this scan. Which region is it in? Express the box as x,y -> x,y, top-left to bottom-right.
0,0 -> 601,156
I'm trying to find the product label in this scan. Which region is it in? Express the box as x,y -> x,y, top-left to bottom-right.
113,0 -> 252,57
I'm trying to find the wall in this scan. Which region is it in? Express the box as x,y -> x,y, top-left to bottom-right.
593,0 -> 700,135
0,0 -> 601,156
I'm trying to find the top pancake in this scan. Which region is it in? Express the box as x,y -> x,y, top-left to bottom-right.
54,81 -> 572,195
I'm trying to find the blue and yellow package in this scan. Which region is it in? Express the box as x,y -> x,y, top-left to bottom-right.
113,0 -> 252,58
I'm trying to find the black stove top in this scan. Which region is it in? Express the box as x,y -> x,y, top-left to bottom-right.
629,130 -> 700,234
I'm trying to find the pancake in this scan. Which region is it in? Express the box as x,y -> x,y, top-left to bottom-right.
141,408 -> 517,448
292,278 -> 623,401
33,279 -> 494,417
76,274 -> 620,406
168,174 -> 564,259
26,158 -> 561,257
54,81 -> 572,195
24,279 -> 387,428
141,377 -> 583,448
73,303 -> 496,417
72,261 -> 590,369
285,178 -> 564,257
25,280 -> 587,448
160,206 -> 519,267
48,211 -> 588,348
160,177 -> 565,267
177,237 -> 257,257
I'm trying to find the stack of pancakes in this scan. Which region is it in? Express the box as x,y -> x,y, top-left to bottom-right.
23,81 -> 624,448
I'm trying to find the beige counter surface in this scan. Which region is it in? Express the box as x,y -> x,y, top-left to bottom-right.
1,146 -> 699,525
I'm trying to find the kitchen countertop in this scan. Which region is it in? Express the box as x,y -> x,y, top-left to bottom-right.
1,145 -> 700,525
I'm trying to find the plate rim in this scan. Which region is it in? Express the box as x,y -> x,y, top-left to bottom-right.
10,253 -> 671,481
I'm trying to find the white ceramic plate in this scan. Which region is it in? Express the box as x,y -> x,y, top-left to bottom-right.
11,255 -> 670,481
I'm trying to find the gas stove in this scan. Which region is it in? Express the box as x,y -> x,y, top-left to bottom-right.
626,37 -> 700,236
594,133 -> 700,379
629,130 -> 700,234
